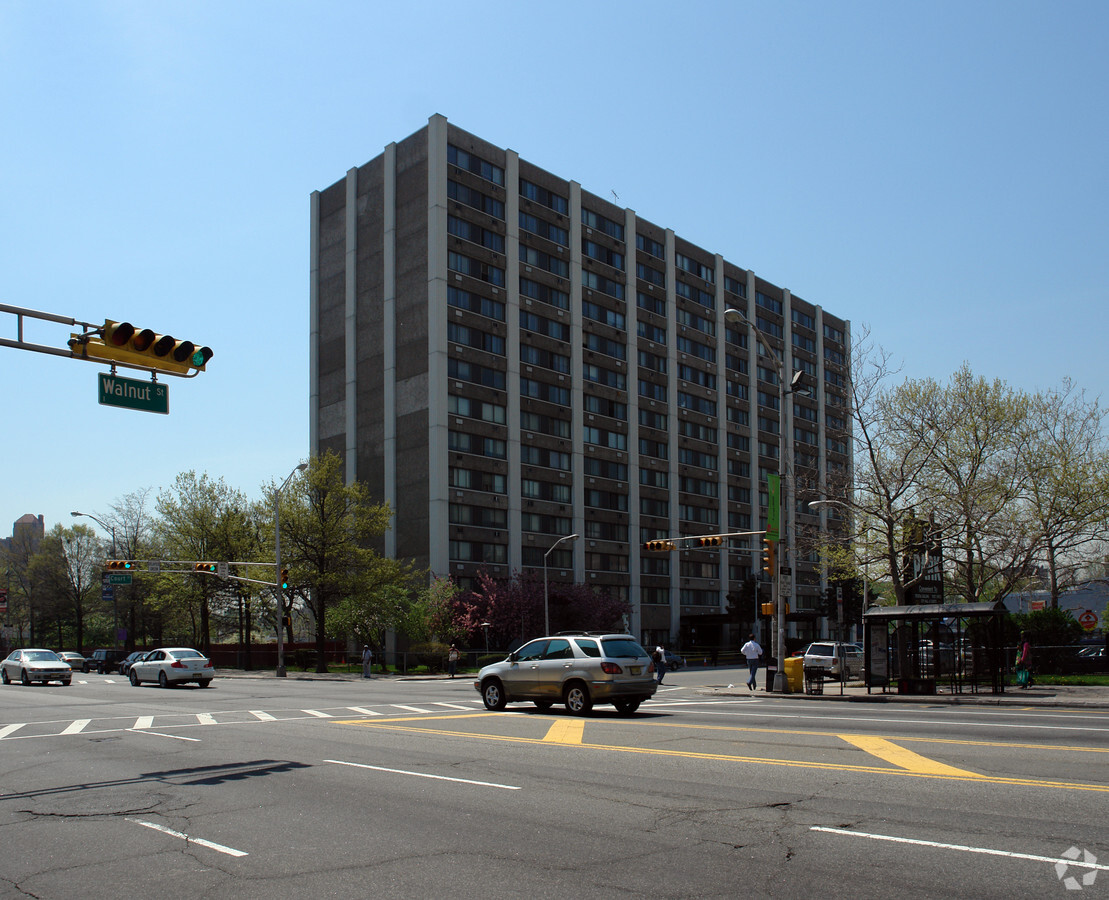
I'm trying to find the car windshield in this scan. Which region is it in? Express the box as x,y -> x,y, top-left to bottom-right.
807,644 -> 835,656
171,649 -> 204,659
25,650 -> 61,661
600,638 -> 646,659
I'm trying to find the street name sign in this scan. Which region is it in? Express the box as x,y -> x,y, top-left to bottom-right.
108,573 -> 132,585
98,373 -> 169,414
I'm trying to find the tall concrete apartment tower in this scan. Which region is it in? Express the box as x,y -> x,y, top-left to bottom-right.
310,115 -> 851,649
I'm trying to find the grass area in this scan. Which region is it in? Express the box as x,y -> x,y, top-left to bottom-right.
1029,673 -> 1109,687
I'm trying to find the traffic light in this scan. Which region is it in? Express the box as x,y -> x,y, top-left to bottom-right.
280,568 -> 290,590
760,602 -> 775,615
643,540 -> 676,552
761,538 -> 776,575
72,320 -> 213,375
194,563 -> 217,573
697,536 -> 723,547
105,560 -> 132,570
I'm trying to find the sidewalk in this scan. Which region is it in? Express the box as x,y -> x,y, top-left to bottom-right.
701,680 -> 1109,709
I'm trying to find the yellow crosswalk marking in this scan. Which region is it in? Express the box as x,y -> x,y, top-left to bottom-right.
542,718 -> 585,744
838,734 -> 979,777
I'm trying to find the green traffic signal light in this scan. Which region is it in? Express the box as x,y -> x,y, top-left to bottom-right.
280,568 -> 290,590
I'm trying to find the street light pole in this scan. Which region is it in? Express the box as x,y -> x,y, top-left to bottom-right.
274,462 -> 308,677
543,533 -> 580,635
724,308 -> 803,692
71,510 -> 119,646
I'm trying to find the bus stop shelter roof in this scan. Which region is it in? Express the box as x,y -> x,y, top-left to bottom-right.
863,600 -> 1007,621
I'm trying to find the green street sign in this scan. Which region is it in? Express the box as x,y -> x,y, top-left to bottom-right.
108,573 -> 132,585
98,373 -> 168,415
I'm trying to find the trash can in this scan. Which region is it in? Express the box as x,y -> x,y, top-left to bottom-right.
765,657 -> 777,692
804,666 -> 826,694
783,656 -> 804,693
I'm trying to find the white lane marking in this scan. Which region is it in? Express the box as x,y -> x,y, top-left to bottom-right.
127,729 -> 201,742
127,818 -> 248,857
347,707 -> 381,716
0,724 -> 26,739
390,704 -> 433,713
134,716 -> 154,729
302,709 -> 333,718
60,719 -> 91,735
433,702 -> 475,710
196,713 -> 217,726
812,826 -> 1109,870
325,759 -> 521,790
250,710 -> 277,721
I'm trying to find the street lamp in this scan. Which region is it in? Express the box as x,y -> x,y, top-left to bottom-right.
543,533 -> 579,635
71,511 -> 120,646
274,462 -> 308,677
724,308 -> 805,692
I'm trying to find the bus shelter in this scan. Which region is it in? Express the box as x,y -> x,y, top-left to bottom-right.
863,600 -> 1009,695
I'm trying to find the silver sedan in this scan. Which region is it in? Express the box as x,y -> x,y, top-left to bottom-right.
129,647 -> 214,688
1,649 -> 73,686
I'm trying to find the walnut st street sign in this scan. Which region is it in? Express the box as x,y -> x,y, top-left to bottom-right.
98,373 -> 169,414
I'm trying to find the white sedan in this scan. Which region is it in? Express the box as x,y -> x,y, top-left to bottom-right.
1,649 -> 73,686
129,647 -> 214,688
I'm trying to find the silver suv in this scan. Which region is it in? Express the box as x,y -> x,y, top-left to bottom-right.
474,632 -> 657,715
803,641 -> 863,679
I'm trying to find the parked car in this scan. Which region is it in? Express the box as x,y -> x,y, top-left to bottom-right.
662,650 -> 685,670
475,632 -> 657,715
83,648 -> 129,674
129,648 -> 214,687
802,641 -> 863,679
118,651 -> 149,676
1,649 -> 72,686
57,651 -> 85,670
1070,645 -> 1109,674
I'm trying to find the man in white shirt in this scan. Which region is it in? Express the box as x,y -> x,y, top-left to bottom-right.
740,634 -> 762,691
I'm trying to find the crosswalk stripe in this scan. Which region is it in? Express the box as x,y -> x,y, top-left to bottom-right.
303,709 -> 333,718
61,719 -> 91,735
0,723 -> 25,739
347,707 -> 381,716
433,702 -> 475,710
196,713 -> 217,726
250,710 -> 277,721
390,704 -> 433,713
134,716 -> 154,729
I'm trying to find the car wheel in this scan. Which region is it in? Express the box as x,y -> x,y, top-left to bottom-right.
82,663 -> 90,673
481,679 -> 507,711
129,669 -> 141,686
534,700 -> 553,710
20,669 -> 30,686
613,698 -> 641,715
62,679 -> 71,686
197,679 -> 211,688
158,671 -> 169,688
1,669 -> 9,685
563,682 -> 593,716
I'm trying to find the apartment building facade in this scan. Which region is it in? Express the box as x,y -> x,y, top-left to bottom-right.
310,114 -> 851,649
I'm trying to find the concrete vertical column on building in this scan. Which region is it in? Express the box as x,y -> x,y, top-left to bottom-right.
382,143 -> 398,559
309,191 -> 320,454
426,114 -> 451,576
664,228 -> 680,640
625,207 -> 642,639
505,149 -> 522,571
782,288 -> 796,645
344,168 -> 359,484
569,181 -> 585,585
744,271 -> 761,600
714,254 -> 729,614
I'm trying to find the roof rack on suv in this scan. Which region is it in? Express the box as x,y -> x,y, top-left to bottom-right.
555,630 -> 613,636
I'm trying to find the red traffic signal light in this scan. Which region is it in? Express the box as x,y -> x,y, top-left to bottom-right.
697,536 -> 723,547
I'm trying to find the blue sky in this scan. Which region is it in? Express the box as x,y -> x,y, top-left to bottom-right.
2,0 -> 1106,538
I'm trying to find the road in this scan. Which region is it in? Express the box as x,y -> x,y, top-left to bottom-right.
1,666 -> 1106,898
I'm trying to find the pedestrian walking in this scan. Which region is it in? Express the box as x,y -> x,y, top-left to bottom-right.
740,633 -> 763,691
448,644 -> 460,678
361,644 -> 373,679
654,644 -> 667,684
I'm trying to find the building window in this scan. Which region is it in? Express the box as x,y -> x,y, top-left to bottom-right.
520,179 -> 568,214
582,239 -> 625,270
636,233 -> 665,259
520,410 -> 570,438
448,216 -> 504,253
448,394 -> 506,424
448,251 -> 505,286
520,309 -> 570,342
637,319 -> 667,343
639,468 -> 669,489
677,391 -> 716,417
520,245 -> 569,278
676,307 -> 715,337
582,269 -> 625,301
448,358 -> 506,390
639,408 -> 668,430
521,377 -> 570,406
755,291 -> 783,315
447,180 -> 504,219
583,393 -> 627,420
677,336 -> 716,364
449,504 -> 508,528
448,144 -> 504,185
585,331 -> 627,361
724,275 -> 746,297
636,263 -> 665,288
678,364 -> 716,390
448,322 -> 505,355
449,540 -> 507,564
583,457 -> 628,480
449,467 -> 506,494
448,286 -> 505,322
675,252 -> 715,283
678,448 -> 718,471
582,208 -> 624,241
519,212 -> 568,246
520,343 -> 570,374
583,300 -> 626,330
584,362 -> 626,390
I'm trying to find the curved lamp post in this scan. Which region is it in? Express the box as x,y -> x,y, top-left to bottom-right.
275,462 -> 308,677
71,510 -> 119,645
724,308 -> 805,692
543,533 -> 579,635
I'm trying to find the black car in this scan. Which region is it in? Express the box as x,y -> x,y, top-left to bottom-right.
118,651 -> 149,676
1070,646 -> 1109,674
82,649 -> 129,674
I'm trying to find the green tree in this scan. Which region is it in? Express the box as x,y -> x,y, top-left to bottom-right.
272,451 -> 403,673
31,524 -> 102,651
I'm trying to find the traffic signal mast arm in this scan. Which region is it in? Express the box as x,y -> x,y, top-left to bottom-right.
1,304 -> 212,378
102,560 -> 283,587
643,530 -> 766,550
